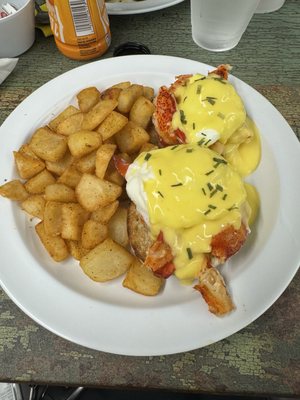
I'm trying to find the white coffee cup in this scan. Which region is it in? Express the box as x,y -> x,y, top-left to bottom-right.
255,0 -> 286,13
0,0 -> 35,58
191,0 -> 260,52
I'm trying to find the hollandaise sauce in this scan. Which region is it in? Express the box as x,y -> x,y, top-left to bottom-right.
126,145 -> 254,284
172,74 -> 246,145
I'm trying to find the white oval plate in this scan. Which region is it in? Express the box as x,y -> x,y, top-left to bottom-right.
0,55 -> 299,356
105,0 -> 184,15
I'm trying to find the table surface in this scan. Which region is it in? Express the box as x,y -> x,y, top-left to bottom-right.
0,0 -> 299,396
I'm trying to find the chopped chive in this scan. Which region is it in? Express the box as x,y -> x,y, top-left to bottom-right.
222,193 -> 228,200
228,205 -> 239,211
171,182 -> 183,187
197,138 -> 206,146
208,204 -> 216,209
157,191 -> 164,198
202,188 -> 206,196
214,77 -> 226,84
192,122 -> 196,130
207,182 -> 213,191
194,76 -> 206,81
201,132 -> 207,136
196,85 -> 202,94
144,153 -> 152,161
216,184 -> 223,191
186,148 -> 193,153
180,110 -> 187,124
183,96 -> 187,102
205,139 -> 212,146
205,170 -> 214,176
159,169 -> 162,176
217,112 -> 225,119
171,145 -> 179,150
203,96 -> 217,105
186,247 -> 193,260
210,189 -> 218,198
204,209 -> 211,215
213,157 -> 227,168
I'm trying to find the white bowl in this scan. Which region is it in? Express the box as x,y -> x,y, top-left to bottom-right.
0,0 -> 35,58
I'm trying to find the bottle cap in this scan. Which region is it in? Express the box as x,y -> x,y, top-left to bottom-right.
113,42 -> 151,57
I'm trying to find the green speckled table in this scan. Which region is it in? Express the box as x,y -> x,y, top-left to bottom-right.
0,0 -> 299,396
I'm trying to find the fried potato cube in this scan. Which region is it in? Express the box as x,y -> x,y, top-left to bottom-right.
56,112 -> 84,136
44,201 -> 63,236
45,183 -> 76,203
45,150 -> 73,176
80,238 -> 134,282
101,87 -> 122,101
81,99 -> 118,131
104,160 -> 124,186
24,169 -> 56,194
95,144 -> 116,179
111,81 -> 131,90
97,111 -> 128,141
57,165 -> 82,188
143,86 -> 155,101
90,200 -> 119,224
117,84 -> 144,114
129,96 -> 155,129
21,195 -> 45,219
29,127 -> 68,162
0,180 -> 29,201
139,142 -> 158,153
115,121 -> 150,154
14,151 -> 45,180
74,150 -> 97,174
77,86 -> 101,113
76,173 -> 122,212
67,130 -> 101,158
61,202 -> 90,241
66,240 -> 89,260
19,143 -> 40,159
108,206 -> 128,247
48,105 -> 79,132
81,220 -> 108,250
123,258 -> 163,296
35,221 -> 69,262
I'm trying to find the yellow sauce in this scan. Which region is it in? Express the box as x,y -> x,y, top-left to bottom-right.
244,183 -> 260,226
135,145 -> 251,282
172,74 -> 246,145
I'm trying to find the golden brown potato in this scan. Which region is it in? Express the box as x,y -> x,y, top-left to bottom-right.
77,86 -> 101,113
123,258 -> 163,296
45,151 -> 73,176
35,221 -> 69,262
19,143 -> 41,159
101,87 -> 122,101
129,96 -> 155,129
44,201 -> 63,236
111,81 -> 131,90
24,169 -> 56,194
108,206 -> 128,247
117,84 -> 144,114
80,238 -> 134,282
57,165 -> 82,188
56,112 -> 84,136
95,144 -> 116,179
81,219 -> 108,250
48,105 -> 79,132
104,160 -> 125,186
0,180 -> 29,201
66,240 -> 90,260
143,86 -> 155,101
139,142 -> 158,154
21,194 -> 46,219
97,111 -> 128,141
45,183 -> 76,203
74,150 -> 97,174
76,173 -> 122,212
115,121 -> 150,154
90,200 -> 119,224
67,130 -> 102,158
61,202 -> 90,241
14,151 -> 45,179
29,127 -> 68,162
81,99 -> 118,131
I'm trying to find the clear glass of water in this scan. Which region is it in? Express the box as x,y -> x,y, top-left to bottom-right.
191,0 -> 260,52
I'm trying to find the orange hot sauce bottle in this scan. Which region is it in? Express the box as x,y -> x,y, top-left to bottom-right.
46,0 -> 111,61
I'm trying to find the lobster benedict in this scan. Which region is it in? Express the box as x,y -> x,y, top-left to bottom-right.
124,144 -> 256,315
